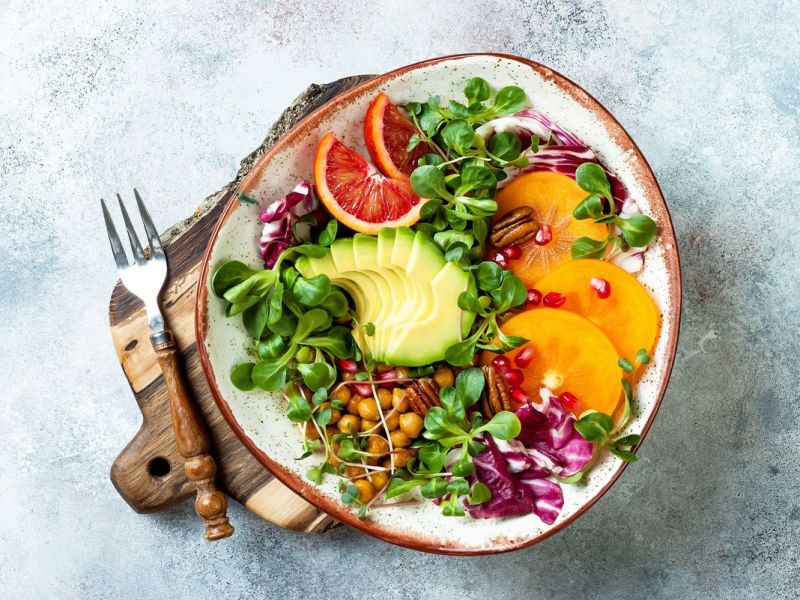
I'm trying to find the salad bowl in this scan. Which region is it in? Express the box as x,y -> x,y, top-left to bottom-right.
195,53 -> 681,554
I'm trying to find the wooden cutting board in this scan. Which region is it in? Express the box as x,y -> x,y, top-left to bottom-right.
108,74 -> 374,533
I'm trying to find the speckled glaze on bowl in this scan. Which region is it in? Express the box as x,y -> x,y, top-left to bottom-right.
195,53 -> 681,554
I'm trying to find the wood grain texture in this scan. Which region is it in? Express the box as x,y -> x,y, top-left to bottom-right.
153,333 -> 233,540
109,75 -> 372,533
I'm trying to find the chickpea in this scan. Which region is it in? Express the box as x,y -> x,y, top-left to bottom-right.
337,414 -> 360,434
346,396 -> 361,415
394,366 -> 410,379
319,402 -> 340,425
301,422 -> 320,440
390,430 -> 412,448
385,449 -> 413,468
344,464 -> 365,479
433,365 -> 455,388
392,388 -> 409,412
384,410 -> 399,431
353,479 -> 375,503
331,385 -> 352,403
360,418 -> 378,432
399,413 -> 424,439
370,471 -> 389,490
366,435 -> 389,456
377,388 -> 393,410
358,397 -> 380,421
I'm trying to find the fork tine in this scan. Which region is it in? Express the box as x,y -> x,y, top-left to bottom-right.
117,193 -> 146,264
133,188 -> 164,258
101,199 -> 130,270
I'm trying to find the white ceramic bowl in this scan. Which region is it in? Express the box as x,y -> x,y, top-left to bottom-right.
196,53 -> 681,554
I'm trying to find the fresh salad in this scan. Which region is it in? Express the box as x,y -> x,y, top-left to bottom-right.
212,78 -> 660,524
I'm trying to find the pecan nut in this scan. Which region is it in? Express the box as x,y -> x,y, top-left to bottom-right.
489,206 -> 537,248
405,378 -> 441,417
480,365 -> 513,418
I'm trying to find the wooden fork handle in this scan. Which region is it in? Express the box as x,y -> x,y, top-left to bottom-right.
152,331 -> 234,541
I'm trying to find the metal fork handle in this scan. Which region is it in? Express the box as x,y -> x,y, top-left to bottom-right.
151,330 -> 234,541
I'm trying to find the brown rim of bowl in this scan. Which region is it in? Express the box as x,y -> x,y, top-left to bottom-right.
195,52 -> 682,555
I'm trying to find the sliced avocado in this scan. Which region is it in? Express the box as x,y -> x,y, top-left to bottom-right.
377,228 -> 419,357
387,229 -> 420,323
384,261 -> 472,366
351,234 -> 399,354
400,230 -> 441,331
329,239 -> 384,326
297,231 -> 475,366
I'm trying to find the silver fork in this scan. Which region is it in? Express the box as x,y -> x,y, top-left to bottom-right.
102,190 -> 233,541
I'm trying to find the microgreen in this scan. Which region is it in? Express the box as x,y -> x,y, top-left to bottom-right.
404,80 -> 531,262
444,265 -> 528,365
570,162 -> 658,259
574,377 -> 641,462
212,251 -> 355,400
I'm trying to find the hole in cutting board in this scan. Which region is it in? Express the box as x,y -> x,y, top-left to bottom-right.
147,457 -> 171,478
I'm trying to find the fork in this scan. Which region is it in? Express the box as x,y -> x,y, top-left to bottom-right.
102,189 -> 233,541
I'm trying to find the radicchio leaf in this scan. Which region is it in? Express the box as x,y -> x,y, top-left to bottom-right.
515,395 -> 594,477
467,436 -> 563,524
466,394 -> 594,524
258,180 -> 322,268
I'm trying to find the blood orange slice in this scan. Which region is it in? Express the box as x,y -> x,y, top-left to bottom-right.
364,92 -> 428,179
314,132 -> 423,234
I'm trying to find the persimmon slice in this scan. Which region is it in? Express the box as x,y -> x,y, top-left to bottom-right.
313,132 -> 423,234
493,171 -> 608,286
483,308 -> 622,416
534,259 -> 660,365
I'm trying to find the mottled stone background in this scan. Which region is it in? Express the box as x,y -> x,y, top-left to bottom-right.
1,1 -> 798,598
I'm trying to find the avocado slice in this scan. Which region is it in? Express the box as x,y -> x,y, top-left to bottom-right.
383,261 -> 473,366
295,230 -> 475,366
377,228 -> 419,357
352,234 -> 407,355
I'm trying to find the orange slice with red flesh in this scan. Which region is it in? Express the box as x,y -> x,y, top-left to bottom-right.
493,171 -> 608,287
313,132 -> 423,235
364,92 -> 428,179
534,259 -> 660,365
482,308 -> 622,416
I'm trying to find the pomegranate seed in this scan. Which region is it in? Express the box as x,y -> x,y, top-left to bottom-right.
353,382 -> 373,397
590,277 -> 611,299
534,224 -> 553,246
503,368 -> 525,386
492,252 -> 509,269
336,358 -> 358,373
501,244 -> 522,260
491,355 -> 512,372
559,392 -> 580,411
514,346 -> 535,368
543,292 -> 566,308
510,386 -> 531,405
525,288 -> 542,308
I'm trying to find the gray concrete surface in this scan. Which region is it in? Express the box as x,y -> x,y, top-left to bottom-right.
1,1 -> 798,598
